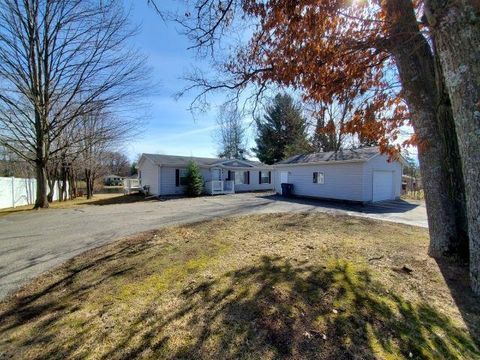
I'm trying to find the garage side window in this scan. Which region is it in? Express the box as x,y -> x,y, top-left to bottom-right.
313,171 -> 324,184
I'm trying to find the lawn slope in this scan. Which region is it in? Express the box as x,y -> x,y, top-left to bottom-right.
0,213 -> 478,359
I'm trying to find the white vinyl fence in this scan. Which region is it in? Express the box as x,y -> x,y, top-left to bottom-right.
0,177 -> 69,209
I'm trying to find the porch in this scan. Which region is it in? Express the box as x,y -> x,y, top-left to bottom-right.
124,178 -> 142,195
205,180 -> 235,195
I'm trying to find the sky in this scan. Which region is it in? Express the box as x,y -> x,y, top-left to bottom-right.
121,1 -> 417,162
121,0 -> 241,160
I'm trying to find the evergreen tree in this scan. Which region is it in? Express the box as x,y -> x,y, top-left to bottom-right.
185,161 -> 204,197
253,93 -> 310,164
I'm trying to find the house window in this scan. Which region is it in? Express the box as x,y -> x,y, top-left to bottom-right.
178,169 -> 188,186
313,172 -> 325,184
259,171 -> 270,184
234,171 -> 249,184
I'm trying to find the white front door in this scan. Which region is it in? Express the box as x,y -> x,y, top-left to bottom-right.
372,171 -> 394,202
280,171 -> 288,184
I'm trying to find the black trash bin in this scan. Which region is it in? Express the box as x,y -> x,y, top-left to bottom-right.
281,183 -> 294,197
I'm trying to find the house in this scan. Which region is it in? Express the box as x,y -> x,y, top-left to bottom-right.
273,147 -> 406,203
137,154 -> 274,196
104,174 -> 124,186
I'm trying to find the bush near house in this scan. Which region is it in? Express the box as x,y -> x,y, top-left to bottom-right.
186,161 -> 204,197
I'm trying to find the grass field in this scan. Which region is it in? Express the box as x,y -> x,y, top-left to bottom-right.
0,213 -> 478,359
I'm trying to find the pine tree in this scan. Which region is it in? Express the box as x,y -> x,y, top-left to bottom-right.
185,161 -> 204,197
253,93 -> 311,164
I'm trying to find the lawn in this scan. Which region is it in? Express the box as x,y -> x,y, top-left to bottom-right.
0,213 -> 478,359
0,193 -> 146,217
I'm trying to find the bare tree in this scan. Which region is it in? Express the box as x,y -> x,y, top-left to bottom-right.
78,108 -> 137,199
0,0 -> 148,208
104,151 -> 131,177
214,104 -> 248,159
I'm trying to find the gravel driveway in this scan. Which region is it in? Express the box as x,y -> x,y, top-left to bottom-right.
0,192 -> 427,299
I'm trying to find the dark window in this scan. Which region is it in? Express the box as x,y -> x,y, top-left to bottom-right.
313,172 -> 324,184
259,171 -> 270,184
179,169 -> 188,186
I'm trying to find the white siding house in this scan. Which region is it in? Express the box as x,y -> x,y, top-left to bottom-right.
137,154 -> 274,196
274,147 -> 405,203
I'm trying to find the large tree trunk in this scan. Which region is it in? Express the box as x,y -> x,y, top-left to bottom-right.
34,160 -> 49,209
384,0 -> 458,255
424,0 -> 480,294
432,42 -> 469,260
34,113 -> 49,209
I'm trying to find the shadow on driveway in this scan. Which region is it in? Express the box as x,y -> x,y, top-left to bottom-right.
259,194 -> 420,215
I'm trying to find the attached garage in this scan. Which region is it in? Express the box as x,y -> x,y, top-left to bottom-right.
273,147 -> 406,203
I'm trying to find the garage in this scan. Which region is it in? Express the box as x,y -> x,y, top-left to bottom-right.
274,147 -> 404,203
372,170 -> 394,202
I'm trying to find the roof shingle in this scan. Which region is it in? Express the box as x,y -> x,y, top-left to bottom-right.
275,147 -> 381,165
141,153 -> 264,167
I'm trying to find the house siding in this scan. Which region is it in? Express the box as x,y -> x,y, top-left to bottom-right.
362,154 -> 402,202
140,156 -> 274,196
138,159 -> 159,195
274,162 -> 365,202
230,170 -> 274,192
160,166 -> 212,195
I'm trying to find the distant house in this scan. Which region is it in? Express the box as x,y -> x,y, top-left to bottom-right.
273,147 -> 407,203
104,174 -> 124,186
137,154 -> 273,196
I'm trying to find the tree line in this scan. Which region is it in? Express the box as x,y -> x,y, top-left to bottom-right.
215,93 -> 381,165
0,0 -> 147,206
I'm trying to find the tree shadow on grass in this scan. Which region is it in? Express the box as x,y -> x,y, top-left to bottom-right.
435,258 -> 480,350
1,252 -> 478,359
149,256 -> 478,359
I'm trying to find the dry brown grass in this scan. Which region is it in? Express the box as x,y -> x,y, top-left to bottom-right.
402,190 -> 425,201
0,213 -> 478,359
0,193 -> 146,217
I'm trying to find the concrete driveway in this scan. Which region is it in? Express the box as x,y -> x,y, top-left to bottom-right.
0,192 -> 427,300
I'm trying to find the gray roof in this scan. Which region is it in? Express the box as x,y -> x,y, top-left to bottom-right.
275,147 -> 382,165
141,153 -> 265,168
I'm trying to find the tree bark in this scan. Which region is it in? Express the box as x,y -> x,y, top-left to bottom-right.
424,0 -> 480,294
85,168 -> 94,199
384,0 -> 458,256
34,160 -> 49,209
34,112 -> 49,209
432,41 -> 469,260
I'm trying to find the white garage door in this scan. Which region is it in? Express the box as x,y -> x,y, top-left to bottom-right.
372,171 -> 394,202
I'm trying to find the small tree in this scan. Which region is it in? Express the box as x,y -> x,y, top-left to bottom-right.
186,161 -> 204,197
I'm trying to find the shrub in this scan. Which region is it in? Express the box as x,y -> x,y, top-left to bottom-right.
186,161 -> 204,197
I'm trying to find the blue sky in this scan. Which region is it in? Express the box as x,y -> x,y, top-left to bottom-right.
122,0 -> 242,160
121,1 -> 417,162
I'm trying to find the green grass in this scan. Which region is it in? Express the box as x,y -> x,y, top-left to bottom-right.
0,213 -> 478,359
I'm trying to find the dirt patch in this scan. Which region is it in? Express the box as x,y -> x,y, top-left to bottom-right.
0,213 -> 478,359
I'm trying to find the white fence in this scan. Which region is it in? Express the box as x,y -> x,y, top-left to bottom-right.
0,177 -> 69,209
